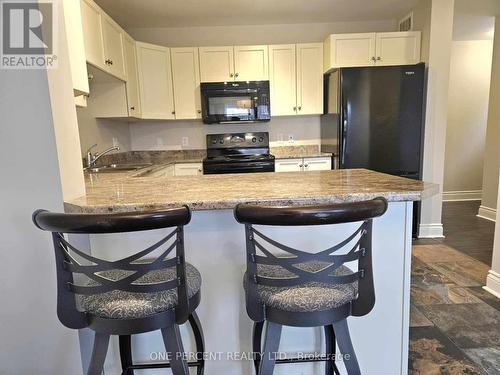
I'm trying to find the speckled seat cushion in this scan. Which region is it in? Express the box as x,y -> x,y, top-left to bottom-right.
79,263 -> 201,319
245,261 -> 358,312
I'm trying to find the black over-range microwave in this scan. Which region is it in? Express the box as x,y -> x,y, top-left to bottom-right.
200,80 -> 271,124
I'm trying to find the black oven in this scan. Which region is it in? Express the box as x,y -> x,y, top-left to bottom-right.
200,80 -> 271,124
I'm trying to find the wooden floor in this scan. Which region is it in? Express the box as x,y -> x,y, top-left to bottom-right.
409,201 -> 499,374
415,201 -> 495,265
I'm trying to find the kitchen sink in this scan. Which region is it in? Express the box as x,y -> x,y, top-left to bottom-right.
86,163 -> 152,173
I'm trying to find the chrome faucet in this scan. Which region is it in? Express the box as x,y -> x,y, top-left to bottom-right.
85,144 -> 120,169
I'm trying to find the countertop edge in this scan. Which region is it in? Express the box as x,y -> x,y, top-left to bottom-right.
64,190 -> 434,214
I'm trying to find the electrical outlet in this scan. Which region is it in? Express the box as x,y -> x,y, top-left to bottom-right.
112,137 -> 119,147
288,134 -> 294,143
181,137 -> 189,147
277,133 -> 284,143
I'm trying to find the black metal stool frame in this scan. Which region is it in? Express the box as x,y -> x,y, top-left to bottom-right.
32,207 -> 204,375
234,198 -> 388,375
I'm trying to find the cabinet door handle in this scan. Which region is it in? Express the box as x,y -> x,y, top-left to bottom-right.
171,111 -> 175,115
105,59 -> 110,65
377,57 -> 381,61
230,73 -> 234,77
293,106 -> 297,111
197,110 -> 201,114
371,56 -> 376,61
304,164 -> 309,168
298,106 -> 302,111
235,73 -> 239,77
130,106 -> 135,110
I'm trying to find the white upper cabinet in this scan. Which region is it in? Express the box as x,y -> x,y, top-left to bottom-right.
199,46 -> 234,82
234,45 -> 269,81
268,43 -> 323,117
101,15 -> 126,80
80,0 -> 126,80
136,42 -> 175,119
324,32 -> 421,71
199,45 -> 268,82
296,43 -> 323,115
170,47 -> 201,119
375,32 -> 421,66
269,44 -> 297,116
324,33 -> 376,70
80,0 -> 104,70
62,0 -> 89,96
123,34 -> 141,117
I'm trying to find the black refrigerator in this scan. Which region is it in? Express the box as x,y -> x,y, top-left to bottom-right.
321,63 -> 426,236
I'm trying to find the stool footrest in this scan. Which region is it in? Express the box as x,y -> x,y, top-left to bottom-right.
273,354 -> 336,364
256,354 -> 340,374
126,360 -> 203,370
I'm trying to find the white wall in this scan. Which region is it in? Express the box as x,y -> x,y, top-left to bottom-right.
0,2 -> 84,373
443,40 -> 493,199
485,171 -> 500,296
45,0 -> 86,200
480,17 -> 500,220
130,116 -> 321,150
76,106 -> 132,156
417,0 -> 455,238
0,58 -> 82,375
413,0 -> 432,64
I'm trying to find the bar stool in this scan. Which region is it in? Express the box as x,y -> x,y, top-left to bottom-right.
234,197 -> 388,375
32,206 -> 205,375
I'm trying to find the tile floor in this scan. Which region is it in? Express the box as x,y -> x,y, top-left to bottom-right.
408,203 -> 499,374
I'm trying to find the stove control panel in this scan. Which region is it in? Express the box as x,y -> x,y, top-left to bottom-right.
206,132 -> 269,149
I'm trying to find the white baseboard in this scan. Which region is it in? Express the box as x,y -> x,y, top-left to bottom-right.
418,223 -> 444,238
442,190 -> 482,202
484,270 -> 500,298
477,205 -> 497,222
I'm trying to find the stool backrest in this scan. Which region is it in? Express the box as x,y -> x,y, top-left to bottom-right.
32,207 -> 192,329
234,198 -> 388,321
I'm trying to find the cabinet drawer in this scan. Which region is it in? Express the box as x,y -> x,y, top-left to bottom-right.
303,157 -> 332,171
174,163 -> 203,176
275,158 -> 303,172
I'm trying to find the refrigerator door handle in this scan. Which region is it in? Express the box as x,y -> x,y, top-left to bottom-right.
340,94 -> 348,168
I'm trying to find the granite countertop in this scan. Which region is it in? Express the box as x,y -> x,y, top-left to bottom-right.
65,169 -> 438,213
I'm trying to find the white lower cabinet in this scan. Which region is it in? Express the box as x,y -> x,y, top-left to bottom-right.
275,158 -> 303,172
146,163 -> 203,177
275,157 -> 331,172
303,157 -> 332,171
147,164 -> 175,178
174,163 -> 203,176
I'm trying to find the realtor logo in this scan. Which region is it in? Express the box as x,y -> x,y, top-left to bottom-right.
1,1 -> 57,69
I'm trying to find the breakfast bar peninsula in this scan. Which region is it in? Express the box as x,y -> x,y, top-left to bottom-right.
65,169 -> 437,375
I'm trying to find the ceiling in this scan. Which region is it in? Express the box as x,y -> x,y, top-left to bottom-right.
95,0 -> 418,28
453,0 -> 499,41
